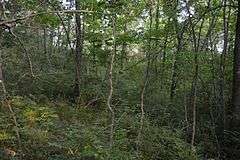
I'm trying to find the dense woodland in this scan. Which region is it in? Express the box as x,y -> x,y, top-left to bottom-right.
0,0 -> 240,159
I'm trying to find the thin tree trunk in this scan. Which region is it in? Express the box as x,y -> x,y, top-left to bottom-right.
170,21 -> 185,100
49,30 -> 54,59
136,6 -> 153,157
231,0 -> 240,129
184,0 -> 204,150
120,23 -> 127,69
74,0 -> 84,99
107,13 -> 117,148
153,0 -> 160,76
161,27 -> 169,70
205,2 -> 223,157
137,54 -> 150,157
218,0 -> 230,158
159,18 -> 170,89
43,28 -> 51,68
169,3 -> 189,99
0,0 -> 7,20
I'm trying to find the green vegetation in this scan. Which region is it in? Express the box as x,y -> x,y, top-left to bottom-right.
0,0 -> 240,159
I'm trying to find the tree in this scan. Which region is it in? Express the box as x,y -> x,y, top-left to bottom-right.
74,0 -> 85,100
228,0 -> 240,159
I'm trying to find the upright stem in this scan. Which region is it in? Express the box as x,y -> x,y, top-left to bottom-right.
136,5 -> 152,157
184,0 -> 204,150
170,18 -> 186,100
227,0 -> 240,159
74,0 -> 84,99
218,0 -> 230,158
120,23 -> 127,69
43,28 -> 51,68
107,13 -> 116,148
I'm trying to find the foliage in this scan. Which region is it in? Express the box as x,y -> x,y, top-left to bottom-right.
0,0 -> 238,159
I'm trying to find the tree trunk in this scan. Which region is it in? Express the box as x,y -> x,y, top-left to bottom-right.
137,6 -> 153,157
74,0 -> 84,99
227,0 -> 240,159
184,0 -> 204,150
107,13 -> 117,148
231,0 -> 240,129
43,28 -> 51,68
217,0 -> 230,158
120,23 -> 127,69
170,20 -> 185,100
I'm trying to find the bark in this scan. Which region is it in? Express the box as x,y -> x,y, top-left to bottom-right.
107,14 -> 117,148
227,0 -> 240,159
217,0 -> 230,158
74,0 -> 84,98
189,18 -> 204,150
231,0 -> 240,128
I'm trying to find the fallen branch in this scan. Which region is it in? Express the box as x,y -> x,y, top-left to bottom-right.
84,97 -> 101,108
